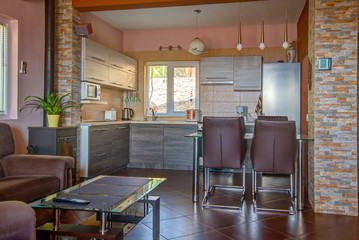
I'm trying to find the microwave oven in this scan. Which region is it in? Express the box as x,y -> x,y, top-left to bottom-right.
81,82 -> 101,100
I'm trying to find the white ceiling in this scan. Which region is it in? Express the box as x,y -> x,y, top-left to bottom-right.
92,0 -> 306,31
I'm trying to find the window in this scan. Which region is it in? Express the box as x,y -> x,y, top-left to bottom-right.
146,61 -> 199,117
0,15 -> 18,119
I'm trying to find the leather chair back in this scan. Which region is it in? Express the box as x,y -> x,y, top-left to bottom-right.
203,117 -> 246,169
251,120 -> 297,174
0,123 -> 15,159
258,116 -> 288,121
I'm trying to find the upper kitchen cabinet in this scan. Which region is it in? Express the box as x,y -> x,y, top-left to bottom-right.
200,57 -> 234,85
233,56 -> 262,91
81,38 -> 138,90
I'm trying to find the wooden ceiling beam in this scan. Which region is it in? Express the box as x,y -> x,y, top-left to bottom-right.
73,0 -> 262,12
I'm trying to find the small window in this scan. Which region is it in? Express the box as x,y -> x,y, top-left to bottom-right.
145,61 -> 199,117
0,15 -> 18,119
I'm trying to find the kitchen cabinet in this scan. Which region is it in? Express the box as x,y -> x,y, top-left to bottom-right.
200,57 -> 234,84
163,125 -> 197,170
233,56 -> 262,90
81,38 -> 137,90
111,124 -> 130,171
129,124 -> 164,168
129,123 -> 196,170
80,124 -> 129,178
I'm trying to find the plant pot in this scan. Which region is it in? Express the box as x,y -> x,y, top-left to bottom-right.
47,114 -> 60,128
287,49 -> 296,63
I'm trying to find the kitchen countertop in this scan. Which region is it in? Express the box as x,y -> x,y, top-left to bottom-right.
80,120 -> 198,126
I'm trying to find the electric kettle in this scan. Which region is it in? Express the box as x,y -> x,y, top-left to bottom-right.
121,108 -> 134,120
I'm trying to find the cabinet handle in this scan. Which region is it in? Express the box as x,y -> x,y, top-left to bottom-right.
90,56 -> 106,62
128,70 -> 135,73
206,77 -> 228,79
116,126 -> 128,130
111,64 -> 124,69
96,153 -> 107,157
89,77 -> 105,82
111,82 -> 123,86
94,128 -> 109,132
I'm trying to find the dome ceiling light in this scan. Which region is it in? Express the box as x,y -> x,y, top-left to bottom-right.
188,10 -> 206,55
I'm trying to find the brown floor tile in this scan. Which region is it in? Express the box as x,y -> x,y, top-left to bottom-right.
143,216 -> 211,239
190,209 -> 247,229
171,229 -> 233,240
216,222 -> 292,240
124,223 -> 167,240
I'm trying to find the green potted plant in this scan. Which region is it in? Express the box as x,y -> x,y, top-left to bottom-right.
20,92 -> 75,127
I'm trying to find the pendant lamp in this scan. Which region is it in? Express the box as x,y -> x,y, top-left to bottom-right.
188,10 -> 206,55
259,1 -> 265,50
237,3 -> 242,51
282,0 -> 289,49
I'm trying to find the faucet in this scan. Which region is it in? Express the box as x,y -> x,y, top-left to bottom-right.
149,108 -> 158,121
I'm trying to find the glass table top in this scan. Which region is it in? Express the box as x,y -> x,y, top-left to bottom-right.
29,175 -> 166,214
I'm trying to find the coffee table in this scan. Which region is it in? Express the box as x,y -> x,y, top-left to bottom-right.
29,175 -> 166,240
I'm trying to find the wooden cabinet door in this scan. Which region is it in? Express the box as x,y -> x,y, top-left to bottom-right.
108,49 -> 126,70
163,125 -> 197,169
126,57 -> 137,74
111,124 -> 130,171
83,59 -> 109,84
109,67 -> 127,88
130,124 -> 163,167
200,57 -> 234,84
88,126 -> 112,177
233,56 -> 262,90
84,38 -> 109,64
126,73 -> 137,90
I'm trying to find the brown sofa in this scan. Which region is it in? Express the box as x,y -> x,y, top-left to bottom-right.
0,201 -> 36,240
0,122 -> 74,238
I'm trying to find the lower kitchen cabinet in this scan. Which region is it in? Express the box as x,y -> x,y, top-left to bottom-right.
111,124 -> 130,171
80,124 -> 129,178
129,124 -> 164,168
129,123 -> 197,170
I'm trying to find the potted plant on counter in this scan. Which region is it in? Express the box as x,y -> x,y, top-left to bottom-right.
20,92 -> 75,127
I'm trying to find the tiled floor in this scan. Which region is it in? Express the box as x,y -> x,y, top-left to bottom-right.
60,168 -> 359,240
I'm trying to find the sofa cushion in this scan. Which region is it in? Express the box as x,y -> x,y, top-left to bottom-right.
0,123 -> 15,159
0,175 -> 60,203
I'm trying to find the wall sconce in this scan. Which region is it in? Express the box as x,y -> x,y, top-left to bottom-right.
158,45 -> 182,51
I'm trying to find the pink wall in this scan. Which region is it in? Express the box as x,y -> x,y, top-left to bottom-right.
124,23 -> 297,52
0,0 -> 45,153
81,12 -> 124,52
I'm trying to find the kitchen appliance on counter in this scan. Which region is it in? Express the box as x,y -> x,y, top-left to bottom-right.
81,82 -> 101,100
236,106 -> 248,122
186,109 -> 201,122
105,109 -> 117,121
121,108 -> 134,120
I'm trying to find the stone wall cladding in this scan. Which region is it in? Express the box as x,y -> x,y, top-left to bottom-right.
55,0 -> 82,182
55,0 -> 81,127
314,0 -> 358,216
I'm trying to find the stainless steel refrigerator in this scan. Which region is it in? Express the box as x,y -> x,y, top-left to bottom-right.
262,63 -> 301,133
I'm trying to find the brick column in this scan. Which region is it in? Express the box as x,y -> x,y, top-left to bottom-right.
312,0 -> 358,216
55,0 -> 81,126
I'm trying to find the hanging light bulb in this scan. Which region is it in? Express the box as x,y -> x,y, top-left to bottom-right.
188,10 -> 206,55
237,21 -> 243,51
259,1 -> 265,50
259,20 -> 265,50
282,0 -> 289,49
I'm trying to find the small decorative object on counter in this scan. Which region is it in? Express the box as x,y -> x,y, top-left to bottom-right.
286,40 -> 296,63
20,92 -> 75,127
255,95 -> 262,116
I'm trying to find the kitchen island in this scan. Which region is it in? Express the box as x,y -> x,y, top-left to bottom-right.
80,120 -> 197,178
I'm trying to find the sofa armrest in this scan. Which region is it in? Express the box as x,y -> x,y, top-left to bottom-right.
0,154 -> 74,190
0,201 -> 36,240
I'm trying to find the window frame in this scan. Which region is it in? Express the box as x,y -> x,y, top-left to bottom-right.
0,14 -> 18,120
145,61 -> 199,117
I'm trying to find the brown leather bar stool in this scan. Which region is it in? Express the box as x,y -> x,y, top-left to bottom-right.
257,115 -> 288,121
250,120 -> 297,214
202,117 -> 246,210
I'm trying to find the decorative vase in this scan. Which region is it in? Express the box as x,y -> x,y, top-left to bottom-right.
287,49 -> 296,63
47,114 -> 60,127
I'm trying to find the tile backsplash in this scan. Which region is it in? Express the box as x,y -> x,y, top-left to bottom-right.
199,84 -> 261,121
